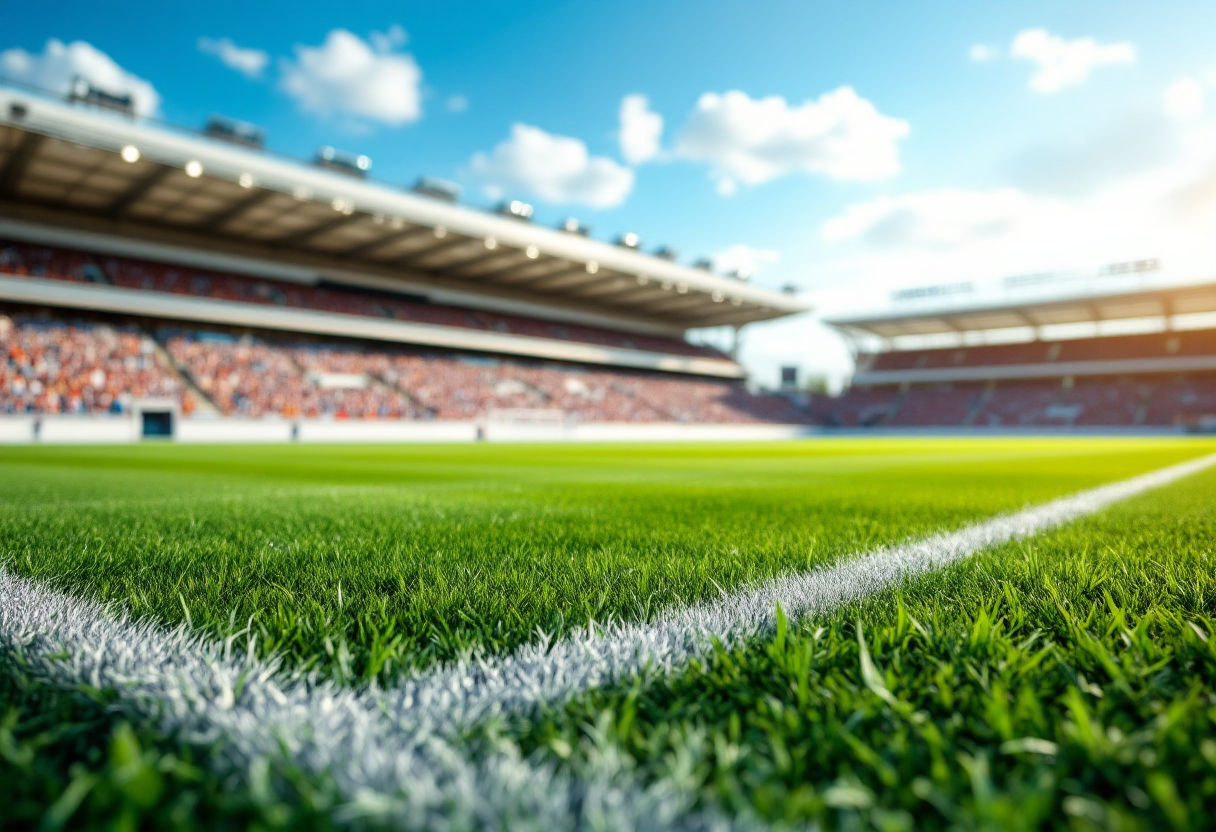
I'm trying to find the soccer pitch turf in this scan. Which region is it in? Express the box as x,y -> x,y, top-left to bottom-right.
2,438 -> 1216,830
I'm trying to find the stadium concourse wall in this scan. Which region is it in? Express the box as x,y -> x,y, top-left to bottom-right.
0,415 -> 1202,444
0,414 -> 821,444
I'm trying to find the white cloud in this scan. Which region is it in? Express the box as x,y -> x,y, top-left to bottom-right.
468,124 -> 635,208
369,24 -> 407,53
279,28 -> 422,125
822,188 -> 1038,250
1011,29 -> 1135,94
447,94 -> 468,113
198,37 -> 268,79
815,119 -> 1216,309
619,94 -> 663,164
1164,77 -> 1204,122
712,244 -> 781,277
674,87 -> 909,194
969,44 -> 997,63
0,38 -> 160,116
1004,114 -> 1173,198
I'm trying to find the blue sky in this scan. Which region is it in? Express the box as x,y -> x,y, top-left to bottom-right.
5,1 -> 1216,385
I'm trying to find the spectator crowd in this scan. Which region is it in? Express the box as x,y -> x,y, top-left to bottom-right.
163,330 -> 807,423
1,314 -> 192,415
0,309 -> 806,424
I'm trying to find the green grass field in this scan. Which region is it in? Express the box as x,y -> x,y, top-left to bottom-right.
3,438 -> 1216,830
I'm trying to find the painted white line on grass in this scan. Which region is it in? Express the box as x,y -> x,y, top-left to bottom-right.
2,452 -> 1213,830
0,569 -> 743,831
382,452 -> 1216,738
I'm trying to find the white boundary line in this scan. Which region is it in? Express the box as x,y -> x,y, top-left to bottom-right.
383,451 -> 1216,738
3,452 -> 1214,829
0,570 -> 738,831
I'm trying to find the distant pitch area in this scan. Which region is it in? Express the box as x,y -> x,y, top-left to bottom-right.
3,438 -> 1216,830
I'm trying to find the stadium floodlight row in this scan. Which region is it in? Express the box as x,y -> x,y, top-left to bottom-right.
0,80 -> 808,340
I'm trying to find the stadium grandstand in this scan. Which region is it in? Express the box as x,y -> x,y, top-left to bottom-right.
0,80 -> 812,440
814,262 -> 1216,432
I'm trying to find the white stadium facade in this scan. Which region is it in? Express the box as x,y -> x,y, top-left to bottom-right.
0,80 -> 814,442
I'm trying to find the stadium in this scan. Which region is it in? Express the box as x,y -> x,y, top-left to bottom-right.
5,10 -> 1216,832
814,262 -> 1216,432
0,82 -> 812,444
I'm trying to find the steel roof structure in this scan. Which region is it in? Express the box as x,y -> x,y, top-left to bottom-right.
825,282 -> 1216,339
0,83 -> 808,338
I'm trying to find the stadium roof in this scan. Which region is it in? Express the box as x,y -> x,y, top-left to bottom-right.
824,269 -> 1216,339
0,83 -> 808,332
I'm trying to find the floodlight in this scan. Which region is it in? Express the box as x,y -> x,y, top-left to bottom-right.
434,226 -> 448,238
68,76 -> 134,117
238,172 -> 255,188
120,145 -> 140,163
497,200 -> 534,221
484,237 -> 498,250
616,232 -> 641,249
315,147 -> 372,177
526,245 -> 540,259
184,160 -> 203,178
412,177 -> 461,203
586,261 -> 599,274
205,116 -> 265,149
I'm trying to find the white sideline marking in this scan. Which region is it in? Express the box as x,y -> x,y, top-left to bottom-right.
2,452 -> 1213,829
0,571 -> 737,831
384,452 -> 1216,738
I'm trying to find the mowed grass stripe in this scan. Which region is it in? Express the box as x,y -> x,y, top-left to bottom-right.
3,453 -> 1211,831
2,439 -> 1208,681
509,465 -> 1216,830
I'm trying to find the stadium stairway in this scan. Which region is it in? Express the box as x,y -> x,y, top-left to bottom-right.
886,388 -> 909,425
369,371 -> 432,416
963,384 -> 995,426
1134,396 -> 1149,426
148,332 -> 221,416
91,260 -> 116,287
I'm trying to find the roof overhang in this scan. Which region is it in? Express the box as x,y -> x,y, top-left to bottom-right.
825,284 -> 1216,339
0,84 -> 810,332
854,355 -> 1216,385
